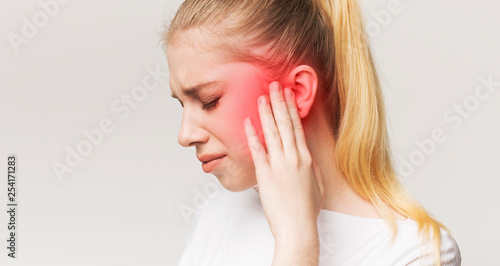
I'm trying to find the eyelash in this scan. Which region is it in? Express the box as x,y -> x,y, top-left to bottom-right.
202,97 -> 221,111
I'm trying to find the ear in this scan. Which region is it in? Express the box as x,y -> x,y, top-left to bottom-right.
283,65 -> 318,118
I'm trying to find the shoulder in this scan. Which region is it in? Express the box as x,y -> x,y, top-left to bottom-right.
405,224 -> 462,266
436,228 -> 462,265
179,184 -> 229,252
178,186 -> 270,266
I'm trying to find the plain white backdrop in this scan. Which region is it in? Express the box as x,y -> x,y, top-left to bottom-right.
0,0 -> 498,265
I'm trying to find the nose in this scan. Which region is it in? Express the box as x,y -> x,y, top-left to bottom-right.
177,108 -> 209,147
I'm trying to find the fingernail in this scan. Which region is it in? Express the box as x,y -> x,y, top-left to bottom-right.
284,88 -> 293,98
259,95 -> 267,105
272,82 -> 281,93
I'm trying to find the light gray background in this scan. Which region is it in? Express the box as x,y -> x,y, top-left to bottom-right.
0,0 -> 498,265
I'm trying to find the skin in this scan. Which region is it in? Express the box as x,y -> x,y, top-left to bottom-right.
167,31 -> 272,192
167,29 -> 407,264
244,81 -> 324,265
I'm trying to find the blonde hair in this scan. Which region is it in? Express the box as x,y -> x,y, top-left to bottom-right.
161,0 -> 452,264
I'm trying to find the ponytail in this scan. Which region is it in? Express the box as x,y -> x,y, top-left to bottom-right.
321,0 -> 449,264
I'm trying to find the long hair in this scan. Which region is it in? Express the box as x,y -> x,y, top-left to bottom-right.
161,0 -> 451,264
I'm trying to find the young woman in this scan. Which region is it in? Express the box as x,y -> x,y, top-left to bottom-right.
162,0 -> 461,265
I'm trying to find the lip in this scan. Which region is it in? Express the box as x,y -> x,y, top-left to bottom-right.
197,154 -> 226,164
201,155 -> 226,173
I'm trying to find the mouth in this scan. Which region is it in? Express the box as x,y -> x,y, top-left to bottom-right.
201,155 -> 226,173
197,153 -> 226,163
202,156 -> 224,163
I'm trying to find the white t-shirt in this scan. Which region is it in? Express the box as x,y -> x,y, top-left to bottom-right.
178,186 -> 461,266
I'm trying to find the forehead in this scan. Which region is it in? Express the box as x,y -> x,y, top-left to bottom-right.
167,34 -> 273,97
166,30 -> 231,91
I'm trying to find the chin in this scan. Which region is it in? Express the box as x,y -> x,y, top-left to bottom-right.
214,172 -> 256,192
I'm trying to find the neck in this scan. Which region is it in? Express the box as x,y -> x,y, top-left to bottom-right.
301,99 -> 382,218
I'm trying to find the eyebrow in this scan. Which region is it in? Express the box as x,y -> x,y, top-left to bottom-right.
170,81 -> 221,99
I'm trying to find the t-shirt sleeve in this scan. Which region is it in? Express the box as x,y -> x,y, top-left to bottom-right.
407,228 -> 462,266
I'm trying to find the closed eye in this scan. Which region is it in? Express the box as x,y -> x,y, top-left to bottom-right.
202,97 -> 220,111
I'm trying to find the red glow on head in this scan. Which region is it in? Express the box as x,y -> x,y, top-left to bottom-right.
166,34 -> 284,189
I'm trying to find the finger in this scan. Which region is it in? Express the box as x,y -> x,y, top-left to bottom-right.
283,87 -> 309,156
244,117 -> 269,171
268,82 -> 297,157
257,92 -> 283,158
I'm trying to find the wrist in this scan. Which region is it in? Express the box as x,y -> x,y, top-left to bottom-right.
274,223 -> 319,252
273,220 -> 319,242
274,230 -> 319,250
273,231 -> 320,266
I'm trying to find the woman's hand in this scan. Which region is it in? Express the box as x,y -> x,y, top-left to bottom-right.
244,81 -> 325,259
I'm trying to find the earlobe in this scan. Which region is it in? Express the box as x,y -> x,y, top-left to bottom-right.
286,65 -> 318,118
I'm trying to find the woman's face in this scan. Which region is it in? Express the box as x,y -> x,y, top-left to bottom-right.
167,33 -> 271,192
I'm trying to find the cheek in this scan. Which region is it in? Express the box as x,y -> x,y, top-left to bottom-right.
220,90 -> 267,158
